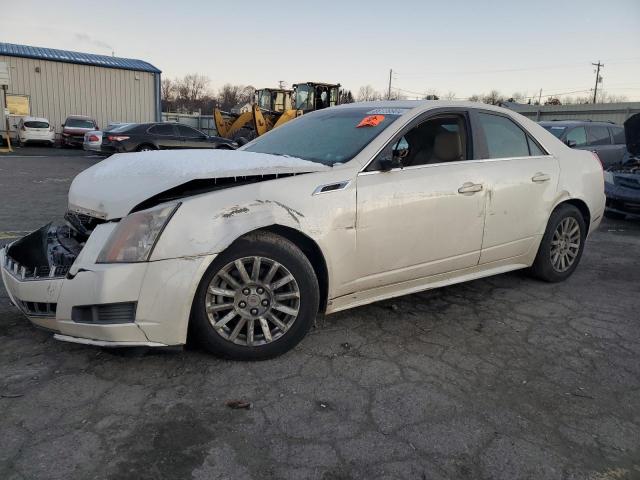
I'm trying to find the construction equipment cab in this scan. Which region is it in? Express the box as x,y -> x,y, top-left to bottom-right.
255,88 -> 293,113
293,82 -> 340,112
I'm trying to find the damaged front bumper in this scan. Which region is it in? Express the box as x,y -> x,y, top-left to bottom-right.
1,221 -> 215,347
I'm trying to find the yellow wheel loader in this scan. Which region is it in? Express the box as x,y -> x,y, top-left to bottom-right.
213,82 -> 340,142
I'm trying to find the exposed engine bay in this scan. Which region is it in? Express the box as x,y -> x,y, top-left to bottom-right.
4,212 -> 105,279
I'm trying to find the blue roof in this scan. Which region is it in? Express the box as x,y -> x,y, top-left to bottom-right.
0,42 -> 161,74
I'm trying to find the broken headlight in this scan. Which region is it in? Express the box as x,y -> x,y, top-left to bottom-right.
97,203 -> 180,263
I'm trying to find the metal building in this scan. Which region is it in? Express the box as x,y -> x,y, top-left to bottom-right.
502,101 -> 640,125
0,42 -> 161,136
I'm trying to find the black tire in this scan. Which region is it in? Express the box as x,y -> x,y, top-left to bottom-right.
530,203 -> 587,282
136,144 -> 156,152
604,210 -> 626,220
191,231 -> 320,360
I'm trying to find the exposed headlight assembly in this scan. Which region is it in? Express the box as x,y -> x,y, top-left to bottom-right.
97,203 -> 180,263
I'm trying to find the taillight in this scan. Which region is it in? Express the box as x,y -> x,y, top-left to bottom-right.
88,135 -> 100,142
107,135 -> 130,142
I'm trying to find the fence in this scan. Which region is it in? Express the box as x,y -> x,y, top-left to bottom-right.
161,112 -> 218,136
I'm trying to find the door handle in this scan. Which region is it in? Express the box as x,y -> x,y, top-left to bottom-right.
458,182 -> 483,194
532,172 -> 551,183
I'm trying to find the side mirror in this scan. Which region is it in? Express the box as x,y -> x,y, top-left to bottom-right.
566,139 -> 577,148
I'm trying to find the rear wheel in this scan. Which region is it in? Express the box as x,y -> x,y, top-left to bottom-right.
191,232 -> 319,360
530,204 -> 586,282
137,144 -> 155,152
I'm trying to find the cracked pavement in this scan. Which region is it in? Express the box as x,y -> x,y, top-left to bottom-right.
1,150 -> 639,479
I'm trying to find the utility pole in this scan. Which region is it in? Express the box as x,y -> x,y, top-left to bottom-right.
388,69 -> 392,100
538,89 -> 542,105
592,61 -> 603,103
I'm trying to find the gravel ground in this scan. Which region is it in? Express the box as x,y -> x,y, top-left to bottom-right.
0,151 -> 639,480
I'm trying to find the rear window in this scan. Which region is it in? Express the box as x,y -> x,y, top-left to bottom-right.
542,125 -> 566,138
107,123 -> 136,133
610,126 -> 625,144
478,113 -> 530,158
66,118 -> 95,128
587,126 -> 611,146
24,121 -> 49,129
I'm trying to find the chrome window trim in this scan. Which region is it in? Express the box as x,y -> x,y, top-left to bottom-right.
357,154 -> 554,176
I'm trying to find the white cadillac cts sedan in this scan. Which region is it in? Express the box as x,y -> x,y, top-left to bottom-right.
1,101 -> 605,359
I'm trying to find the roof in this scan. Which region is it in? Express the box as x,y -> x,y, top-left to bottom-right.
538,120 -> 616,126
0,42 -> 161,74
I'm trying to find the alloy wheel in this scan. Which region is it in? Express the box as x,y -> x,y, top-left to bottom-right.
550,217 -> 581,272
205,256 -> 301,346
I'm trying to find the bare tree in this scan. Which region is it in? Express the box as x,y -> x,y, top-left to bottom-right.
468,94 -> 481,102
217,84 -> 255,111
179,74 -> 210,103
161,78 -> 176,102
444,91 -> 457,100
482,90 -> 505,105
357,85 -> 383,102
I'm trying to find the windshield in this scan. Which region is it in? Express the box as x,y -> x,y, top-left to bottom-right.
66,118 -> 95,128
295,85 -> 314,110
243,107 -> 403,165
542,125 -> 567,138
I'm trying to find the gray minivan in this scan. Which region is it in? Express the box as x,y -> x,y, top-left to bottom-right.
539,120 -> 626,167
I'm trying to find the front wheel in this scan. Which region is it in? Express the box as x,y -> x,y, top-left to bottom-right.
530,204 -> 586,282
191,232 -> 320,360
136,144 -> 155,152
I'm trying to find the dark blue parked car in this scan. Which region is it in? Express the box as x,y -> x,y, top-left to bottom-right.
604,113 -> 640,219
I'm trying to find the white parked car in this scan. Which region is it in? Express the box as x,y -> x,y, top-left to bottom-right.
16,116 -> 55,146
1,101 -> 605,359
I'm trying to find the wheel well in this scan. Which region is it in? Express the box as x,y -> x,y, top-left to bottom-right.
250,225 -> 329,313
137,143 -> 156,151
556,199 -> 591,233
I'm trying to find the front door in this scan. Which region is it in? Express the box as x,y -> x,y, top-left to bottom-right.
352,111 -> 486,293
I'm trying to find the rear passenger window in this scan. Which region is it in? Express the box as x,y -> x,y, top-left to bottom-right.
527,137 -> 545,156
610,126 -> 625,144
587,126 -> 611,146
478,113 -> 529,158
566,127 -> 587,147
149,124 -> 175,136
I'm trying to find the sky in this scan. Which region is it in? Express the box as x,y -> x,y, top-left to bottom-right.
2,0 -> 640,101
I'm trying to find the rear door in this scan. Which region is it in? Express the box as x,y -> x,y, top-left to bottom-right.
147,124 -> 181,149
472,110 -> 560,264
587,125 -> 618,167
176,125 -> 211,148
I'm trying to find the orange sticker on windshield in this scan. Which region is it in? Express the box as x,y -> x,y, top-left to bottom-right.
357,115 -> 385,128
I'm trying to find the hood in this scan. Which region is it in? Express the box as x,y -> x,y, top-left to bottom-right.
64,127 -> 96,134
68,149 -> 330,219
624,112 -> 640,156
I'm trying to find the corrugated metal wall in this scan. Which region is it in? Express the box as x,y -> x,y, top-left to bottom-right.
0,55 -> 157,134
507,102 -> 640,125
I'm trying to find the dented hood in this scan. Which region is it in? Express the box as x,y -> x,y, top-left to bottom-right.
68,149 -> 329,219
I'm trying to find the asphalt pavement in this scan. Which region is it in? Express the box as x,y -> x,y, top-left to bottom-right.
0,151 -> 639,480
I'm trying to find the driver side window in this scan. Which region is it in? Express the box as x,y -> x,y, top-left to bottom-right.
367,114 -> 469,171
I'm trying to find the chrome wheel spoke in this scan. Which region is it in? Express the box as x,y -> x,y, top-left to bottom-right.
273,302 -> 298,316
235,259 -> 251,283
267,312 -> 289,333
219,270 -> 241,289
208,286 -> 236,297
275,291 -> 300,301
207,302 -> 234,313
264,262 -> 280,284
251,256 -> 262,281
229,317 -> 247,341
271,274 -> 294,291
214,310 -> 236,329
259,317 -> 272,342
247,318 -> 255,345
